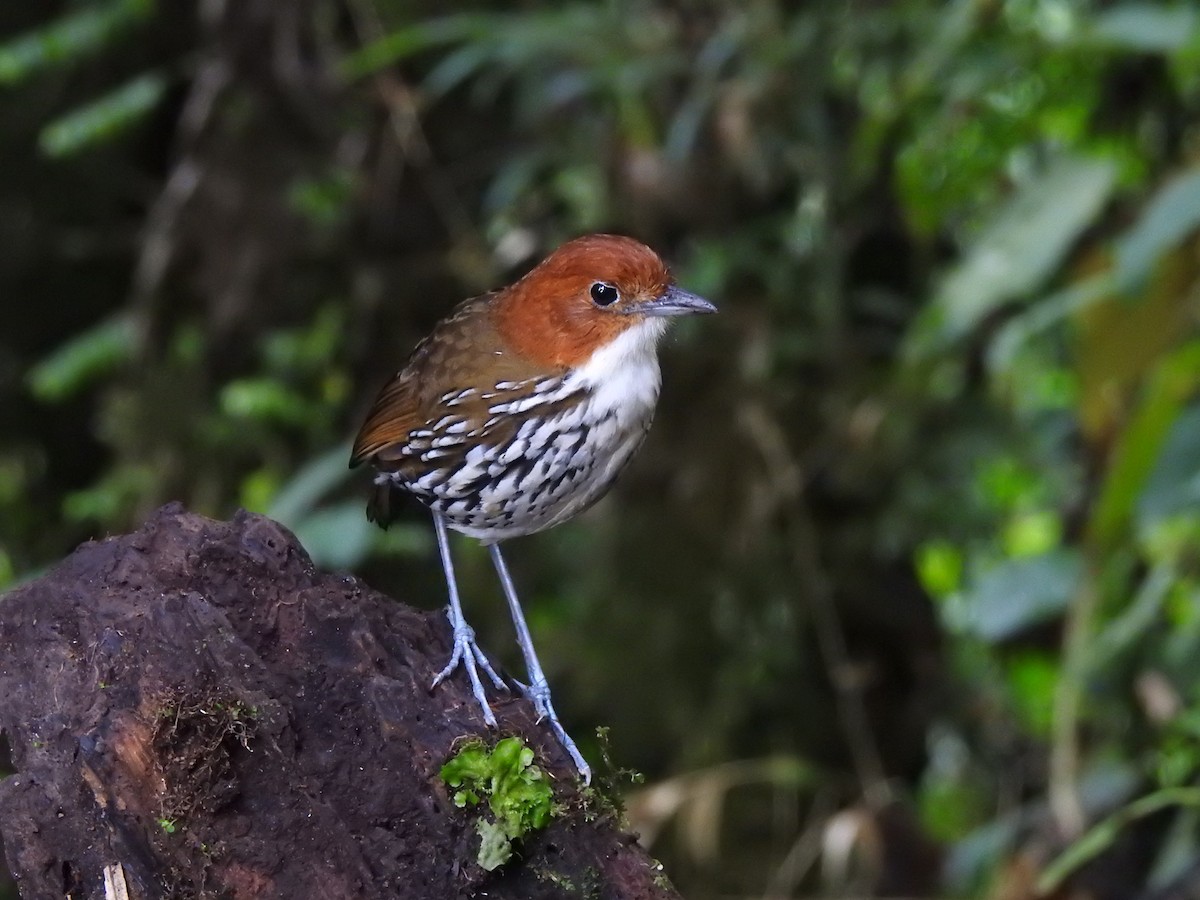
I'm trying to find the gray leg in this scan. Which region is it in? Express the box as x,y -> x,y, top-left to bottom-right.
430,512 -> 506,726
488,542 -> 591,783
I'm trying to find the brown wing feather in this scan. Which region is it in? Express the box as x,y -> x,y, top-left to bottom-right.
351,296 -> 487,466
349,374 -> 421,465
350,293 -> 555,468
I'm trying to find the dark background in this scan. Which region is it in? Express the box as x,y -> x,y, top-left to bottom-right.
2,1 -> 1200,897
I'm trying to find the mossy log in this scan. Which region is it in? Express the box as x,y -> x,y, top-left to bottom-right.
0,504 -> 678,900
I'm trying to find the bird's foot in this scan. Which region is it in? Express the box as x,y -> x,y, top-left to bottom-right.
516,677 -> 592,784
432,614 -> 508,728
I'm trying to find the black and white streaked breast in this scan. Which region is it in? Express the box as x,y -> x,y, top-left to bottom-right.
377,320 -> 666,542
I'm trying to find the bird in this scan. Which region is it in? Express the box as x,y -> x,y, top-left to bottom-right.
350,233 -> 716,783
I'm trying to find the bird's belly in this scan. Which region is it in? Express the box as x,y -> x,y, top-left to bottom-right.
401,396 -> 655,542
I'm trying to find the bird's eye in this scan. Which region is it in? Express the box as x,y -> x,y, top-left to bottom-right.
589,282 -> 620,307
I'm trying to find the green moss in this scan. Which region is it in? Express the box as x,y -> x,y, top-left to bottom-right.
651,860 -> 674,891
440,736 -> 556,871
532,866 -> 575,891
530,863 -> 606,899
580,726 -> 644,826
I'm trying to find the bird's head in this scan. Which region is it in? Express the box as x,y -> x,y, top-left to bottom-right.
494,234 -> 716,370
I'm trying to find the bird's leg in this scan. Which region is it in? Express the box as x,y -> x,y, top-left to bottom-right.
487,543 -> 591,783
430,512 -> 507,726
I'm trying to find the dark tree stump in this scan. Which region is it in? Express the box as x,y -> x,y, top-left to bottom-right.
0,504 -> 678,900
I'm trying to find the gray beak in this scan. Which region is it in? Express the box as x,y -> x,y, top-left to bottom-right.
636,284 -> 718,317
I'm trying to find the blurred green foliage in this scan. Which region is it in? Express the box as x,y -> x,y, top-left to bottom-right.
2,0 -> 1200,896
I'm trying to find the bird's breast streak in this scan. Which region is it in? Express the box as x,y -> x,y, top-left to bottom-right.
382,331 -> 662,541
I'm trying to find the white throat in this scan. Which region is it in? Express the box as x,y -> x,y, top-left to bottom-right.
569,318 -> 666,415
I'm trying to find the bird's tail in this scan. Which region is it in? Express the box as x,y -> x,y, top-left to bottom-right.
366,478 -> 404,529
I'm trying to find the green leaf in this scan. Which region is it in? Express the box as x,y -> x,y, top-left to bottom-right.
288,503 -> 376,570
27,316 -> 136,402
339,15 -> 485,80
39,72 -> 167,157
262,305 -> 346,374
976,456 -> 1044,511
267,442 -> 426,567
63,465 -> 156,524
267,442 -> 355,525
1137,404 -> 1200,531
918,729 -> 990,842
987,274 -> 1113,373
1005,652 -> 1058,736
915,539 -> 964,599
219,377 -> 311,427
1114,168 -> 1200,290
372,523 -> 434,558
1002,510 -> 1062,558
1087,4 -> 1199,53
1038,788 -> 1200,894
287,173 -> 356,229
1148,806 -> 1200,888
944,551 -> 1082,641
1091,342 -> 1200,548
990,172 -> 1200,372
1090,565 -> 1173,668
908,155 -> 1117,355
0,0 -> 154,86
239,468 -> 282,515
945,760 -> 1139,892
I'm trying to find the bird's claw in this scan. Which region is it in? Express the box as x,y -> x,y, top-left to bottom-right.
432,615 -> 507,728
513,678 -> 550,722
516,678 -> 591,784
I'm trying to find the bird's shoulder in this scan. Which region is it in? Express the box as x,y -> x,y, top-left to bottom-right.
350,293 -> 562,465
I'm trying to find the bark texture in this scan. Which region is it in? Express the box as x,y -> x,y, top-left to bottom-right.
0,504 -> 678,900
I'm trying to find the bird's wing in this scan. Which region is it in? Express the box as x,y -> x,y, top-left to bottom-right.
349,373 -> 422,465
350,294 -> 556,467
